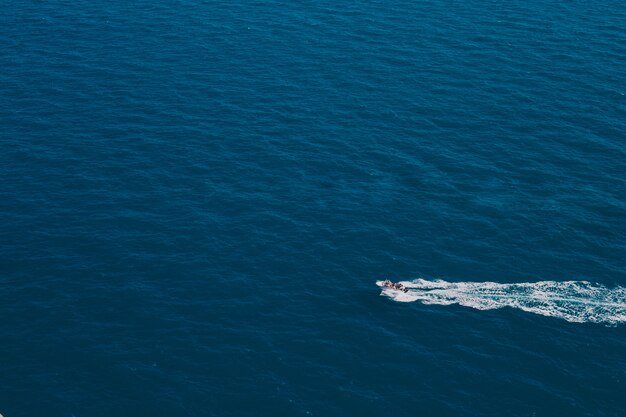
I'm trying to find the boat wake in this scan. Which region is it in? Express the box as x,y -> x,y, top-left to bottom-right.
376,279 -> 626,325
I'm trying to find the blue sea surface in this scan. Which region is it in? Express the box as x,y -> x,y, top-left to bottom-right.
1,0 -> 625,415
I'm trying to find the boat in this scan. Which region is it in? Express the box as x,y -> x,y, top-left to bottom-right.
378,279 -> 408,293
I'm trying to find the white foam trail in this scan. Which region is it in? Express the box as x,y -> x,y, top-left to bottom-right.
376,279 -> 626,325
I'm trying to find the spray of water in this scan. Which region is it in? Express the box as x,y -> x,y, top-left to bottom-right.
376,279 -> 626,325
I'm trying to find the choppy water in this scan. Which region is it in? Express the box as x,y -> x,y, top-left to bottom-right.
378,279 -> 626,324
2,0 -> 626,416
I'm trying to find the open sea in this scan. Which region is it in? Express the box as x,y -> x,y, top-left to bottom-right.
2,0 -> 626,416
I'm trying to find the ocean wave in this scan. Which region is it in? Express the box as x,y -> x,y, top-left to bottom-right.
377,279 -> 626,325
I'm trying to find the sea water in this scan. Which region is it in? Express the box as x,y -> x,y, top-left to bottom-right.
1,0 -> 625,416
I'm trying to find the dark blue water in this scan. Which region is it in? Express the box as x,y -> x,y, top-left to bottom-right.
2,0 -> 626,415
